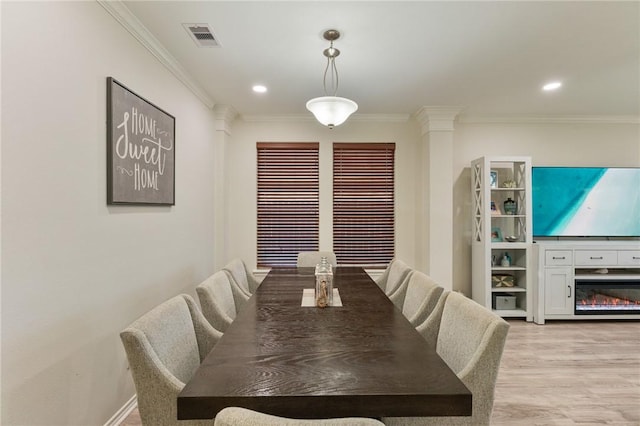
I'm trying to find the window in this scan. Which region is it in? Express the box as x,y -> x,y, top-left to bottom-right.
256,143 -> 319,267
333,143 -> 395,266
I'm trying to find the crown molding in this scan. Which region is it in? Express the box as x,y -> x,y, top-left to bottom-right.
213,105 -> 238,135
458,114 -> 640,125
241,114 -> 315,123
98,0 -> 215,109
241,113 -> 410,123
351,114 -> 411,123
414,107 -> 463,133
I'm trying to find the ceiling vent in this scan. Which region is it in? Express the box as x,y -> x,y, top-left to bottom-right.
183,23 -> 220,48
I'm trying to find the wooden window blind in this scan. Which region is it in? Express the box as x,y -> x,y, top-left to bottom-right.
257,142 -> 319,267
333,143 -> 395,266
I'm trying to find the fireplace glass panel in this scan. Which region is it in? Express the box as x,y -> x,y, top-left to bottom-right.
575,279 -> 640,315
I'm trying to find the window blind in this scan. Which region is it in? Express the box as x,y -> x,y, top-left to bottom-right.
333,143 -> 395,266
257,142 -> 319,267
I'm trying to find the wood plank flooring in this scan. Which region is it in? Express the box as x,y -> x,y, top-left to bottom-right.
492,319 -> 640,426
120,319 -> 640,425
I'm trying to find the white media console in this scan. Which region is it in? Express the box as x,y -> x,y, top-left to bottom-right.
534,241 -> 640,324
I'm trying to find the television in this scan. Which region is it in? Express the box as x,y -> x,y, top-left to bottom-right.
532,167 -> 640,238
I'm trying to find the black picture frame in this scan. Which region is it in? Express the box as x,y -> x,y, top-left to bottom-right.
107,77 -> 175,205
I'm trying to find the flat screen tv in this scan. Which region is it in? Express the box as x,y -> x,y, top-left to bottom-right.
532,167 -> 640,238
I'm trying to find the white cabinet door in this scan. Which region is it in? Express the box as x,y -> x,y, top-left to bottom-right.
544,267 -> 573,315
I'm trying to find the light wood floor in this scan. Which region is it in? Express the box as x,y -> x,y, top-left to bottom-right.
121,319 -> 640,425
492,319 -> 640,425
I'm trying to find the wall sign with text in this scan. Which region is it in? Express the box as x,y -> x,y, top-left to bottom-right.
107,77 -> 175,205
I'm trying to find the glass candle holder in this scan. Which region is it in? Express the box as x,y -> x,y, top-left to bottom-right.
315,256 -> 333,307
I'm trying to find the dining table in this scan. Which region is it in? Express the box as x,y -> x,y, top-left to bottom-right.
178,266 -> 472,420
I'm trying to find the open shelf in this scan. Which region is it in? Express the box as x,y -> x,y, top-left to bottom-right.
471,156 -> 533,322
492,266 -> 526,272
492,286 -> 526,292
492,309 -> 528,317
491,242 -> 528,249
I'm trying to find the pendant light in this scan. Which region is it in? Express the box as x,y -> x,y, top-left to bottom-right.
306,29 -> 358,129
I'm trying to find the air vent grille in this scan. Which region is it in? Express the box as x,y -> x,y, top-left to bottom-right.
183,23 -> 220,48
194,32 -> 215,41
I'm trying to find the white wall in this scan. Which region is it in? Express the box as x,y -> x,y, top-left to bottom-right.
226,119 -> 422,271
452,120 -> 640,295
1,2 -> 219,424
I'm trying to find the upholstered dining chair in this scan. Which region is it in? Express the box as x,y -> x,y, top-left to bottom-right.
120,294 -> 221,426
415,290 -> 449,348
375,258 -> 413,298
297,251 -> 338,268
386,268 -> 420,310
383,292 -> 510,426
213,407 -> 385,426
196,270 -> 245,332
223,258 -> 261,294
398,271 -> 444,327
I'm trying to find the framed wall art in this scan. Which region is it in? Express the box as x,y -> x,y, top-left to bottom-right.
490,201 -> 502,216
107,77 -> 175,205
491,226 -> 503,242
489,170 -> 498,188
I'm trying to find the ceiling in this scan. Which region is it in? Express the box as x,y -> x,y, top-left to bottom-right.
119,1 -> 640,120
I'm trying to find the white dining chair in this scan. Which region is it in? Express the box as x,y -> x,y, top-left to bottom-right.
387,271 -> 415,309
214,407 -> 385,425
120,294 -> 221,426
399,271 -> 444,327
223,258 -> 261,294
376,258 -> 413,298
383,292 -> 510,425
296,251 -> 338,268
415,290 -> 449,348
196,270 -> 246,332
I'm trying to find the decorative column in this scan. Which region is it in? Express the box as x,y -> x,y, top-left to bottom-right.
212,104 -> 237,270
415,107 -> 460,290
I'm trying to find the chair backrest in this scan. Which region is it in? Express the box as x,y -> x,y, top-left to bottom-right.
401,271 -> 444,326
379,258 -> 412,296
120,294 -> 220,426
223,258 -> 260,294
214,407 -> 385,426
415,290 -> 449,348
196,271 -> 238,332
437,291 -> 510,425
296,251 -> 337,268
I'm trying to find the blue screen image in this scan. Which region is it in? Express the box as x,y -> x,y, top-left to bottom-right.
532,167 -> 640,237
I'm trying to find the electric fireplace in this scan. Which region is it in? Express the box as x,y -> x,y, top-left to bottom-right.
575,279 -> 640,315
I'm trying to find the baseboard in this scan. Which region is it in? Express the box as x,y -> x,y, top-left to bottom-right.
104,394 -> 137,426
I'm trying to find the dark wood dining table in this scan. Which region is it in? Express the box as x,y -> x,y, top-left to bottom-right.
178,266 -> 471,420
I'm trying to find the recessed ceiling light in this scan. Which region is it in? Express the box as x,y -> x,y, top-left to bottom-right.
253,85 -> 267,93
543,81 -> 562,91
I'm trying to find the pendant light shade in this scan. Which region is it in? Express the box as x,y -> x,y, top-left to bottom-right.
306,96 -> 358,128
306,30 -> 358,129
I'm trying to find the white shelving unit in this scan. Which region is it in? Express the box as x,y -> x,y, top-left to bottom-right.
471,156 -> 533,321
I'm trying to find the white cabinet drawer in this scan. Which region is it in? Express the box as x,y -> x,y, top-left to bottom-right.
619,250 -> 640,266
545,250 -> 572,266
574,250 -> 617,266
